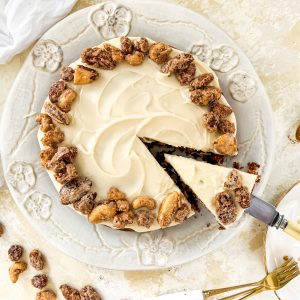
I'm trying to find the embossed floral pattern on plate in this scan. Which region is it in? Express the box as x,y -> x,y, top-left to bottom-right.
24,192 -> 52,220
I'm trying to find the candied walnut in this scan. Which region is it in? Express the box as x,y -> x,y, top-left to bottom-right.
120,36 -> 134,54
36,113 -> 55,132
161,53 -> 194,74
189,73 -> 214,91
113,210 -> 135,229
57,88 -> 77,113
73,192 -> 96,215
44,102 -> 70,125
210,102 -> 233,119
55,163 -> 78,185
40,147 -> 57,168
29,249 -> 45,271
81,47 -> 116,70
41,128 -> 64,147
136,209 -> 155,228
202,112 -> 219,133
60,284 -> 80,300
49,80 -> 66,103
80,285 -> 101,300
103,43 -> 124,62
224,169 -> 242,190
125,51 -> 144,65
31,274 -> 48,289
116,199 -> 130,212
158,191 -> 181,227
36,290 -> 57,300
88,202 -> 117,224
0,222 -> 4,237
213,133 -> 237,156
134,38 -> 149,53
218,119 -> 235,134
107,187 -> 126,201
60,177 -> 92,205
9,261 -> 27,283
175,203 -> 190,223
60,66 -> 74,82
8,245 -> 23,261
175,63 -> 196,85
132,196 -> 156,210
49,146 -> 77,164
190,86 -> 222,106
47,160 -> 65,174
235,186 -> 251,209
149,42 -> 172,64
74,65 -> 99,84
215,191 -> 237,225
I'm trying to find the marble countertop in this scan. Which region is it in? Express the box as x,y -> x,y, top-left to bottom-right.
0,0 -> 299,299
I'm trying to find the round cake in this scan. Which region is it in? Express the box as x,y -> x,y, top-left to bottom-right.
36,36 -> 249,232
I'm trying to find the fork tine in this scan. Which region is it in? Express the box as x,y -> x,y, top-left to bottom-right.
279,270 -> 300,286
278,262 -> 299,279
275,258 -> 293,273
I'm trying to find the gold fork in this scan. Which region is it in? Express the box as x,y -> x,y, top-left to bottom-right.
202,257 -> 300,300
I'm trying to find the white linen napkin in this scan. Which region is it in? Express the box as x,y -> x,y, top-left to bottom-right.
0,0 -> 77,64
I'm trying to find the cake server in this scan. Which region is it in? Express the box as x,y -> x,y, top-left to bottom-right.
246,195 -> 300,241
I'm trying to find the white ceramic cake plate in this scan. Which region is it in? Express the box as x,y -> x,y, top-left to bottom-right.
0,0 -> 274,270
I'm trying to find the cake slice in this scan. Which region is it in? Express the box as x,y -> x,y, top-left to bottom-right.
164,154 -> 258,227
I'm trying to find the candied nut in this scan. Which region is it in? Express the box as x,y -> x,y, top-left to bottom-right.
49,146 -> 77,164
9,261 -> 27,283
73,192 -> 96,215
215,191 -> 237,225
8,245 -> 23,261
132,196 -> 156,210
189,73 -> 214,91
134,38 -> 149,53
44,102 -> 70,125
213,133 -> 237,156
125,51 -> 144,65
161,53 -> 194,74
210,102 -> 233,119
88,202 -> 117,224
55,164 -> 78,185
61,66 -> 74,82
247,162 -> 260,175
31,274 -> 48,289
36,290 -> 57,300
74,65 -> 99,84
113,210 -> 135,229
157,191 -> 181,227
136,209 -> 155,228
235,186 -> 251,209
224,169 -> 242,190
80,285 -> 101,300
175,63 -> 196,85
81,47 -> 116,69
57,88 -> 77,113
40,147 -> 57,168
29,249 -> 45,271
47,160 -> 65,174
107,187 -> 126,201
36,113 -> 55,132
0,222 -> 4,237
218,119 -> 235,134
49,80 -> 66,103
103,43 -> 124,62
202,112 -> 219,133
190,86 -> 222,106
120,36 -> 134,54
149,42 -> 172,64
175,203 -> 190,223
41,128 -> 64,147
116,199 -> 130,212
60,284 -> 80,300
60,177 -> 92,205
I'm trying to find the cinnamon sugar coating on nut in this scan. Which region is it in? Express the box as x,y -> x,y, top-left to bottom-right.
80,285 -> 101,300
134,38 -> 150,53
103,43 -> 124,62
190,86 -> 222,106
54,163 -> 78,185
247,162 -> 260,175
116,199 -> 130,212
224,169 -> 242,190
189,73 -> 214,91
60,284 -> 80,300
120,36 -> 134,55
213,133 -> 237,156
210,102 -> 233,119
81,48 -> 116,70
202,112 -> 219,133
8,245 -> 23,261
74,65 -> 99,84
36,290 -> 56,300
29,249 -> 45,271
125,51 -> 144,65
44,102 -> 70,125
235,186 -> 251,209
107,187 -> 126,201
36,113 -> 55,132
31,274 -> 48,289
215,191 -> 237,225
149,42 -> 172,64
158,191 -> 181,227
40,147 -> 57,167
161,53 -> 194,74
113,210 -> 135,229
57,88 -> 77,113
49,146 -> 77,164
175,203 -> 190,223
218,119 -> 235,134
41,128 -> 64,147
132,196 -> 156,210
49,80 -> 66,103
73,192 -> 96,215
88,202 -> 117,224
175,63 -> 196,85
60,66 -> 74,82
9,261 -> 27,283
136,209 -> 155,228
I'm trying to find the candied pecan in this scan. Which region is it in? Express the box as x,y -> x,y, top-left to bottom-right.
120,36 -> 134,54
29,249 -> 45,271
218,119 -> 235,134
161,53 -> 194,74
103,43 -> 124,62
116,199 -> 130,212
215,191 -> 237,225
88,202 -> 117,224
190,86 -> 222,106
49,80 -> 66,103
49,146 -> 77,164
8,245 -> 23,261
202,112 -> 219,133
46,160 -> 65,174
55,163 -> 78,185
36,290 -> 56,300
36,113 -> 55,132
41,128 -> 64,147
125,51 -> 144,65
59,177 -> 92,205
81,47 -> 116,70
31,274 -> 48,289
74,65 -> 99,84
60,66 -> 74,82
175,203 -> 190,223
113,210 -> 135,229
136,209 -> 155,228
235,186 -> 251,209
189,73 -> 214,91
9,261 -> 27,283
40,147 -> 57,167
213,133 -> 237,156
60,284 -> 80,300
80,285 -> 101,300
149,42 -> 172,64
210,102 -> 233,119
44,102 -> 70,125
73,192 -> 96,215
247,162 -> 260,175
134,38 -> 149,53
224,169 -> 242,190
0,222 -> 4,237
107,187 -> 126,201
175,63 -> 196,85
57,88 -> 77,113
